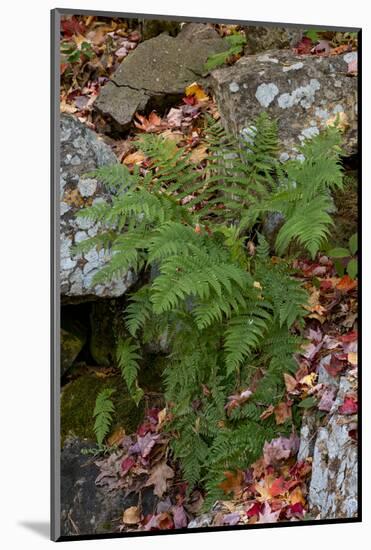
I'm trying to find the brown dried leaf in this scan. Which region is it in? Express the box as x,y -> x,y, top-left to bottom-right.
145,462 -> 174,498
123,506 -> 141,524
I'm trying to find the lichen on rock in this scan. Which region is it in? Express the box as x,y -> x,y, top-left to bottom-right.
60,114 -> 135,299
210,49 -> 357,156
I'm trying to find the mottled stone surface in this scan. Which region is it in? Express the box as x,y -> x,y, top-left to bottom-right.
299,372 -> 358,519
60,114 -> 135,298
243,26 -> 303,55
95,24 -> 228,130
61,438 -> 156,536
211,49 -> 358,156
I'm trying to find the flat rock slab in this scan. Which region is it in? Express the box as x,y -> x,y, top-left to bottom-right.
60,114 -> 135,298
95,24 -> 228,130
211,49 -> 358,157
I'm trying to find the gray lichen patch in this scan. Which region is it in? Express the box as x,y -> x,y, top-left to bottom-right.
277,78 -> 321,110
300,126 -> 319,141
255,82 -> 279,107
229,81 -> 240,93
282,61 -> 304,72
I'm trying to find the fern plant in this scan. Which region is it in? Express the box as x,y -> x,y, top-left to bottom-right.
93,388 -> 116,448
75,113 -> 343,499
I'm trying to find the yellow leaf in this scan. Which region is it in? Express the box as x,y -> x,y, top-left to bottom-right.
299,373 -> 318,388
189,145 -> 208,164
122,506 -> 140,524
253,281 -> 262,290
185,82 -> 209,101
123,151 -> 145,165
288,486 -> 305,506
348,352 -> 357,365
107,427 -> 125,447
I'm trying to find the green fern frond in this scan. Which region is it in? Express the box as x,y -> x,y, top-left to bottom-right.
93,388 -> 116,447
116,338 -> 143,405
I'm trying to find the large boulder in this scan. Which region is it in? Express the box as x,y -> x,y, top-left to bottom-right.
61,437 -> 157,536
211,49 -> 358,157
60,114 -> 135,298
94,24 -> 228,130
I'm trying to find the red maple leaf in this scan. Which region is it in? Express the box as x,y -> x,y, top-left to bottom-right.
61,16 -> 85,38
338,396 -> 358,415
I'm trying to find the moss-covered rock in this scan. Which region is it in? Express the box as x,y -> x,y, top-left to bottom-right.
140,19 -> 180,40
89,301 -> 117,366
60,322 -> 87,376
61,372 -> 145,445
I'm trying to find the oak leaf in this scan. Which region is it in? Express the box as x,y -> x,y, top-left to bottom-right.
145,462 -> 174,498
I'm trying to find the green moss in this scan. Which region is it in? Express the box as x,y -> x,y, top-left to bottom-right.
89,301 -> 116,366
61,373 -> 145,445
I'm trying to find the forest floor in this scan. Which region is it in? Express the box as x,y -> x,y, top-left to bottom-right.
60,15 -> 358,531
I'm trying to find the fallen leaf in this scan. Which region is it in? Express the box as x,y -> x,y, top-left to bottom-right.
260,404 -> 274,420
257,502 -> 280,523
225,388 -> 253,413
145,462 -> 174,498
123,150 -> 146,165
348,352 -> 358,365
284,373 -> 299,394
185,82 -> 209,101
134,111 -> 164,132
338,396 -> 358,415
269,476 -> 290,497
123,506 -> 141,524
274,401 -> 292,424
288,486 -> 306,506
219,470 -> 244,498
223,512 -> 241,525
107,427 -> 125,447
263,434 -> 299,466
189,145 -> 208,164
166,108 -> 183,127
172,505 -> 188,528
318,386 -> 337,412
336,275 -> 357,291
121,456 -> 135,476
311,40 -> 331,55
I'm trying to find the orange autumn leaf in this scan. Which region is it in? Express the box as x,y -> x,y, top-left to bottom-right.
260,404 -> 274,420
288,486 -> 306,506
218,470 -> 244,497
123,150 -> 146,165
274,401 -> 292,425
336,275 -> 357,292
269,476 -> 290,497
255,475 -> 288,501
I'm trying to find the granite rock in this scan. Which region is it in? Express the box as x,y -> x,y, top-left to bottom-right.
211,49 -> 358,157
94,24 -> 228,130
60,114 -> 135,299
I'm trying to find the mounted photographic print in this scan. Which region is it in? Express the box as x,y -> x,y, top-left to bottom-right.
51,8 -> 361,541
